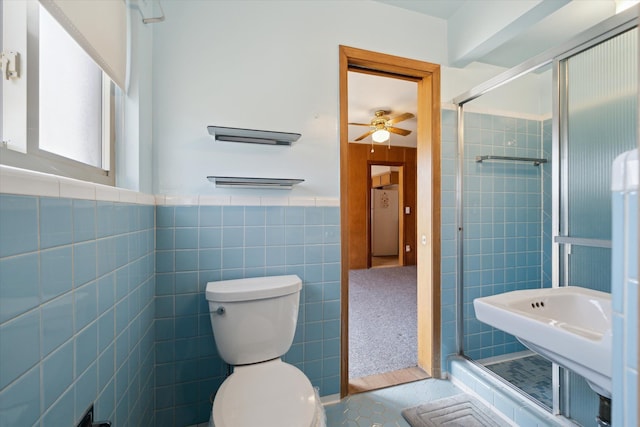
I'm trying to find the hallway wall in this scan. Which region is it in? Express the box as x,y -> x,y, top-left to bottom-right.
347,144 -> 417,269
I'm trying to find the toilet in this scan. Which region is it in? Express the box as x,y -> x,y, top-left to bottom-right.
205,275 -> 326,427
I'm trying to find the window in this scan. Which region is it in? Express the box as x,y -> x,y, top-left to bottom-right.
1,0 -> 125,185
39,5 -> 107,169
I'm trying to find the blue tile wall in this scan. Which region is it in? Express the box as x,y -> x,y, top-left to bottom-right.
0,195 -> 155,427
154,204 -> 341,427
440,108 -> 459,373
462,112 -> 543,360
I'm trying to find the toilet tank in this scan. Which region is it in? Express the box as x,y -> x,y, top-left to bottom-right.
205,275 -> 302,365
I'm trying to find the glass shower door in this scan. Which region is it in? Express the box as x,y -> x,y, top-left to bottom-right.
459,66 -> 553,408
556,27 -> 637,425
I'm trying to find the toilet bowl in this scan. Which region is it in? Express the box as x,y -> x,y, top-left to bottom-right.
205,275 -> 326,427
211,359 -> 323,427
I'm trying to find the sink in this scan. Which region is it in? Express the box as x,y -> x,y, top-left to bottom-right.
473,286 -> 612,397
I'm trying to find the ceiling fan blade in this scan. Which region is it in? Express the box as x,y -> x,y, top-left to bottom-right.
348,122 -> 372,126
388,126 -> 411,136
387,112 -> 415,125
354,129 -> 375,141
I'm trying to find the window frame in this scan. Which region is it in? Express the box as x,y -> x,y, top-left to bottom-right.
1,0 -> 116,186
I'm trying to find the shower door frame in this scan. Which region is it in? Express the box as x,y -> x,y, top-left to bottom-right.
554,24 -> 638,419
453,6 -> 638,418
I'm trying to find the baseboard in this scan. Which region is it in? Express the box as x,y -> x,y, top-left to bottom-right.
320,393 -> 341,406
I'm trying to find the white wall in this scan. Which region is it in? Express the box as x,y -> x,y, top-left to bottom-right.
443,62 -> 552,118
118,9 -> 154,194
150,0 -> 550,197
151,0 -> 449,197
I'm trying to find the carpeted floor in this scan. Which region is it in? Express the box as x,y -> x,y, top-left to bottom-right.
484,354 -> 553,408
349,265 -> 417,379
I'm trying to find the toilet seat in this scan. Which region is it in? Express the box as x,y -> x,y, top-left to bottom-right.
212,359 -> 318,427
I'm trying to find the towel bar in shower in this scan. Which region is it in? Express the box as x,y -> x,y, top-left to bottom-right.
475,155 -> 548,166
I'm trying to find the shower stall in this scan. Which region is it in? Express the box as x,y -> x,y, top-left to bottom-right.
453,11 -> 637,426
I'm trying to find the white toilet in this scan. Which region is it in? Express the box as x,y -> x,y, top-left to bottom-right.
205,275 -> 326,427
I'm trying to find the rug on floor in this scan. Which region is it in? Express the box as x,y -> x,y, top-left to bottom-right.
401,393 -> 513,427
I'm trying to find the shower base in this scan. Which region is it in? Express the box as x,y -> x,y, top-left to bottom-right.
482,352 -> 553,409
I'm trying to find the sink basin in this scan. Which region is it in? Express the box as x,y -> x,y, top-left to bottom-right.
473,286 -> 612,397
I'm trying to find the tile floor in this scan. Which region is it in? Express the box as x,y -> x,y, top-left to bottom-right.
191,379 -> 465,427
324,378 -> 463,426
484,354 -> 553,408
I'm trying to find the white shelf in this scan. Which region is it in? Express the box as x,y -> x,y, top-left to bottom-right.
207,176 -> 304,190
207,126 -> 301,146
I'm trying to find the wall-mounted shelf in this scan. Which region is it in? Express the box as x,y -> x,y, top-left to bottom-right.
476,155 -> 548,166
207,176 -> 304,190
207,126 -> 301,146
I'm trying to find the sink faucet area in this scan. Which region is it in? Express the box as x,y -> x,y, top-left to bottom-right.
473,286 -> 612,398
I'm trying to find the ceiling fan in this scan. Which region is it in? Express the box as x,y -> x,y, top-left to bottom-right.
349,109 -> 415,142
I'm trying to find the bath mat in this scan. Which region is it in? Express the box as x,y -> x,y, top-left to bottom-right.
401,393 -> 513,427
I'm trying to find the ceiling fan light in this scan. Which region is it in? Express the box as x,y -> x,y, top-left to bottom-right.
372,129 -> 390,143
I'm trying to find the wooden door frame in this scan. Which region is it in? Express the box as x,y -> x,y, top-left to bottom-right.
339,45 -> 442,396
368,161 -> 405,268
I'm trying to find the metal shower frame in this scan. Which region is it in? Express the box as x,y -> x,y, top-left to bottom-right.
452,6 -> 638,418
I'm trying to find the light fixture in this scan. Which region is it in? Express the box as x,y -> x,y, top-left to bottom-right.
372,128 -> 390,143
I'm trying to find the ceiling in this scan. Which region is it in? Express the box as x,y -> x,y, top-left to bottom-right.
374,0 -> 623,68
373,0 -> 466,20
349,0 -> 630,147
347,73 -> 417,149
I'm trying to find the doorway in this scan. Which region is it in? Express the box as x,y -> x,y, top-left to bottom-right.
370,164 -> 403,268
339,45 -> 442,396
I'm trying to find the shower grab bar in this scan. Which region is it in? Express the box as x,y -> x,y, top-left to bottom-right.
554,236 -> 612,249
475,155 -> 548,166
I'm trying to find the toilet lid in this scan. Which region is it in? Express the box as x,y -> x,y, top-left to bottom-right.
213,359 -> 317,427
